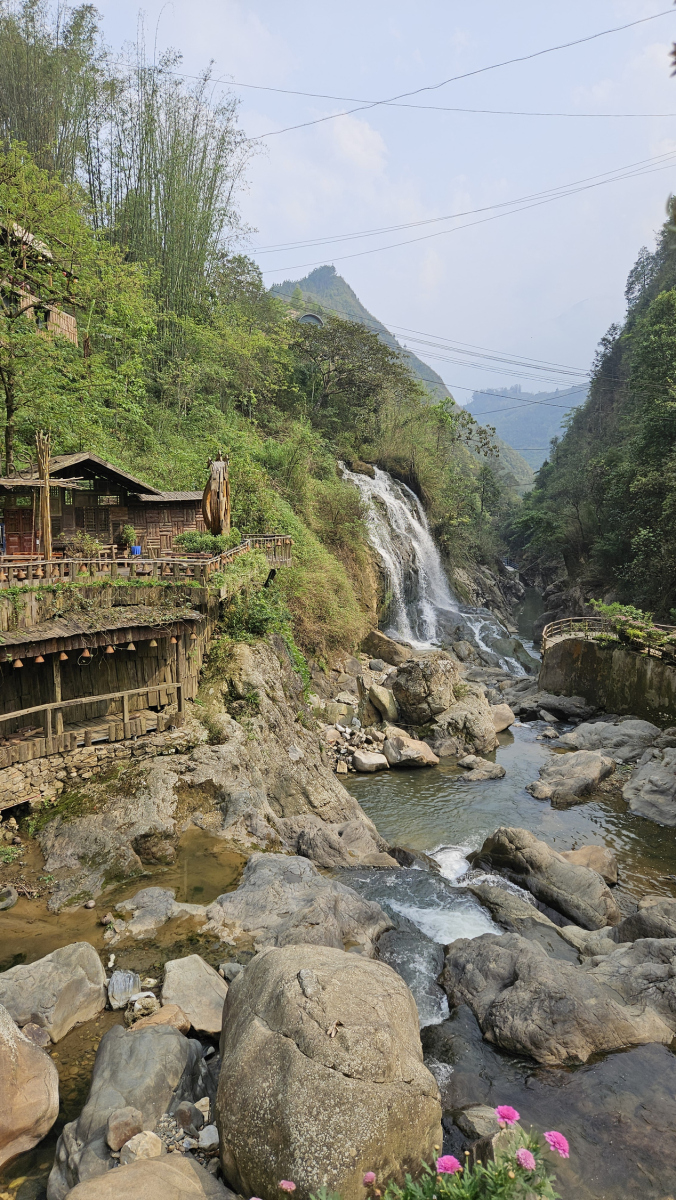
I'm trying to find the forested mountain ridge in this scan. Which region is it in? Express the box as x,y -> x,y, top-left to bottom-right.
507,202 -> 676,617
466,384 -> 587,471
272,266 -> 534,495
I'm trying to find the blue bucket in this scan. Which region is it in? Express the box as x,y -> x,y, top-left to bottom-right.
131,545 -> 142,556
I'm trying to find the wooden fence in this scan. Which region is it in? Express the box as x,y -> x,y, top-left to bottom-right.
0,535 -> 293,589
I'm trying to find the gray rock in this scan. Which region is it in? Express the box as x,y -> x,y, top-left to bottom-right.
21,1022 -> 52,1048
0,1002 -> 60,1170
369,658 -> 386,671
368,684 -> 398,722
428,684 -> 499,755
215,944 -> 442,1200
611,897 -> 676,942
392,653 -> 458,724
522,691 -> 596,721
161,956 -> 229,1035
623,747 -> 676,825
295,818 -> 398,868
63,1155 -> 230,1199
219,963 -> 243,984
110,888 -> 207,945
526,749 -> 615,804
456,755 -> 505,781
581,938 -> 676,1031
352,747 -> 390,772
559,845 -> 618,885
175,1100 -> 205,1136
491,704 -> 515,733
556,719 -> 660,762
361,630 -> 412,667
470,827 -> 621,929
376,928 -> 448,1027
0,885 -> 18,911
441,932 -> 672,1065
455,1105 -> 501,1140
108,970 -> 141,1011
204,853 -> 392,957
468,883 -> 581,963
198,1124 -> 219,1151
382,734 -> 439,768
0,941 -> 106,1042
47,1023 -> 213,1200
119,1129 -> 165,1165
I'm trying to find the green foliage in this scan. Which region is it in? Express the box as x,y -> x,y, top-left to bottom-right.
63,530 -> 104,557
0,845 -> 21,864
220,576 -> 312,694
174,529 -> 242,554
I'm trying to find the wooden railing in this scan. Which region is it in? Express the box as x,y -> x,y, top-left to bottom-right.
542,615 -> 676,657
0,535 -> 293,589
0,682 -> 184,765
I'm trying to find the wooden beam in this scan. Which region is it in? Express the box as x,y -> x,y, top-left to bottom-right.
52,654 -> 63,735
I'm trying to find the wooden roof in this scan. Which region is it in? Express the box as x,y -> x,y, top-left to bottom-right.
48,453 -> 163,494
1,604 -> 203,657
132,491 -> 202,503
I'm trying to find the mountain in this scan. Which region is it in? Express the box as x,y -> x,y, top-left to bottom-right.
272,266 -> 534,494
464,384 -> 588,470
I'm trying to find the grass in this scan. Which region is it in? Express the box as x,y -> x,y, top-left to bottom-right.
0,845 -> 21,864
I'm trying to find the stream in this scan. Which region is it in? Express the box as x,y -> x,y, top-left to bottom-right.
2,469 -> 676,1199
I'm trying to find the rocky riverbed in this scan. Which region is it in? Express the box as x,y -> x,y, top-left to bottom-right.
3,630 -> 676,1200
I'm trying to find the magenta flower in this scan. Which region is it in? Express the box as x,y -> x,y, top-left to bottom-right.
516,1148 -> 536,1172
279,1184 -> 297,1193
436,1155 -> 461,1175
544,1131 -> 569,1159
494,1105 -> 520,1126
363,1174 -> 376,1186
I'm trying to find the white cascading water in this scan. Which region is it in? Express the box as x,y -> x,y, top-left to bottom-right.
341,463 -> 529,674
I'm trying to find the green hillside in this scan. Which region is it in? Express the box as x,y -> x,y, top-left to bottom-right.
466,384 -> 588,470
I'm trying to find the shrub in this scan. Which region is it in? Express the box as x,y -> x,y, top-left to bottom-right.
174,528 -> 242,554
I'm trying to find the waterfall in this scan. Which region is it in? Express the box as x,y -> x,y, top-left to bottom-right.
341,463 -> 535,675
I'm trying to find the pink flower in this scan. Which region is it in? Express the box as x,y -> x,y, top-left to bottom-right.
363,1174 -> 376,1186
516,1148 -> 536,1172
279,1184 -> 297,1193
544,1131 -> 569,1159
494,1105 -> 520,1126
436,1156 -> 461,1175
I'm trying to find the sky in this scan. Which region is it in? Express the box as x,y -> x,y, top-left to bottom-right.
95,0 -> 676,407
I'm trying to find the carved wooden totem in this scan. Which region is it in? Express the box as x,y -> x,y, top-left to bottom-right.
202,452 -> 231,535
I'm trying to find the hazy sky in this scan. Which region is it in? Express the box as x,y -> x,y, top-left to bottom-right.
95,0 -> 676,404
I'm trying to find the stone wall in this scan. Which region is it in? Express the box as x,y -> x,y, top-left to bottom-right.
539,638 -> 676,724
0,720 -> 203,812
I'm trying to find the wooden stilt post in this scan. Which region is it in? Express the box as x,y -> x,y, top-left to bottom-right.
52,655 -> 63,735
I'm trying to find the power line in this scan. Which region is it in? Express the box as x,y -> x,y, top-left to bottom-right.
258,153 -> 676,274
254,9 -> 674,138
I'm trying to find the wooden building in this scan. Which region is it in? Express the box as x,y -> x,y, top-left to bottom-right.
0,452 -> 205,556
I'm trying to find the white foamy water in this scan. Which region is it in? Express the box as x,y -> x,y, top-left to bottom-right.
432,845 -> 473,883
384,899 -> 498,945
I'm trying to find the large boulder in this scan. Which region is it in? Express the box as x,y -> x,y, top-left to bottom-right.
491,703 -> 515,732
0,942 -> 106,1042
559,845 -> 618,886
361,630 -> 411,668
470,827 -> 621,929
526,749 -> 615,805
0,1003 -> 59,1170
113,888 -> 207,943
623,748 -> 676,825
352,748 -> 390,773
216,945 -> 442,1200
520,691 -> 596,721
368,684 -> 398,722
382,733 -> 439,768
204,853 -> 392,956
611,897 -> 676,942
556,719 -> 660,762
47,1024 -> 215,1200
468,883 -> 581,963
580,938 -> 676,1029
161,955 -> 228,1035
392,654 -> 458,725
441,933 -> 672,1065
428,684 -> 499,754
295,818 -> 398,868
64,1155 -> 230,1199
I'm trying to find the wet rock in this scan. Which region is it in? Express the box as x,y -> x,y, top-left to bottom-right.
204,853 -> 392,956
64,1155 -> 230,1199
520,691 -> 596,721
119,1129 -> 165,1165
455,1105 -> 501,1140
392,653 -> 458,724
490,704 -> 515,732
295,818 -> 398,868
111,888 -> 207,944
581,939 -> 676,1031
0,941 -> 106,1042
368,683 -> 398,721
47,1024 -> 213,1200
0,1003 -> 59,1170
106,1106 -> 144,1151
352,747 -> 390,772
623,747 -> 676,825
383,733 -> 439,768
611,897 -> 676,942
361,629 -> 412,667
21,1022 -> 52,1048
456,755 -> 505,781
526,749 -> 615,804
468,883 -> 581,963
215,944 -> 442,1200
556,718 -> 660,762
161,956 -> 228,1036
559,845 -> 618,886
470,827 -> 621,929
441,932 -> 672,1065
108,970 -> 141,1011
375,927 -> 448,1027
133,1004 -> 191,1034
